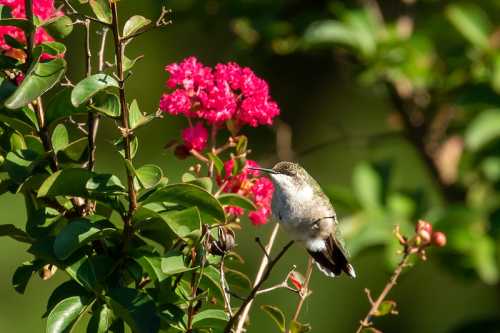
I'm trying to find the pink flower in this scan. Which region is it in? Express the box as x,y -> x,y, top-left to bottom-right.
217,159 -> 274,225
165,56 -> 213,91
181,122 -> 208,151
160,90 -> 192,116
0,0 -> 62,52
225,205 -> 244,217
160,57 -> 280,128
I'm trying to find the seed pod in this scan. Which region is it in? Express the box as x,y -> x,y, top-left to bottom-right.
432,231 -> 447,247
207,227 -> 236,256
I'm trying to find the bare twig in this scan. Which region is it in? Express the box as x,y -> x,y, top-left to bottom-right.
256,265 -> 299,295
220,255 -> 234,316
120,6 -> 172,43
289,257 -> 314,328
233,223 -> 280,333
225,233 -> 293,333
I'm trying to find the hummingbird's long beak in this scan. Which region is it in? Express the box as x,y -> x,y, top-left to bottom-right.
247,166 -> 278,174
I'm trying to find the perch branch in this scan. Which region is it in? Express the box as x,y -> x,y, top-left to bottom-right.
225,235 -> 294,333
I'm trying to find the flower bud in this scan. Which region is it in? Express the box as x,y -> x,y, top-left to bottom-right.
417,229 -> 431,244
174,144 -> 190,159
416,220 -> 432,234
432,231 -> 447,247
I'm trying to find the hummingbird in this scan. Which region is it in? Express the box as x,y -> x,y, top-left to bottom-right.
249,161 -> 356,278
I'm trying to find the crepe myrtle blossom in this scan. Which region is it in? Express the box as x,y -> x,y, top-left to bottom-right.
0,0 -> 62,52
181,122 -> 208,152
160,56 -> 280,127
217,159 -> 274,225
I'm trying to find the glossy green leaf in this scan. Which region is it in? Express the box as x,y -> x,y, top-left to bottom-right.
53,218 -> 117,260
161,251 -> 195,275
5,58 -> 66,109
192,309 -> 228,330
261,305 -> 285,332
0,223 -> 33,243
446,3 -> 492,49
123,15 -> 151,38
218,193 -> 256,211
142,183 -> 225,222
71,73 -> 118,107
134,208 -> 176,247
90,92 -> 121,118
160,207 -> 201,240
136,164 -> 162,189
123,55 -> 142,72
65,255 -> 114,290
106,288 -> 160,333
51,124 -> 69,153
128,99 -> 154,130
465,109 -> 500,151
186,176 -> 213,192
44,15 -> 73,39
133,253 -> 168,282
44,280 -> 90,318
207,152 -> 223,174
87,304 -> 115,333
60,137 -> 88,163
46,296 -> 92,333
38,169 -> 125,198
89,0 -> 112,24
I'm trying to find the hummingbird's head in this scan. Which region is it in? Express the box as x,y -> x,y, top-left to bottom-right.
248,161 -> 309,193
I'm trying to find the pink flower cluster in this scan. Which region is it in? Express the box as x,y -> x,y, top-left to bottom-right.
217,159 -> 274,225
0,0 -> 61,52
160,56 -> 280,151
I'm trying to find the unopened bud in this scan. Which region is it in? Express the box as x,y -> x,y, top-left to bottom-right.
417,229 -> 431,244
432,231 -> 447,247
416,220 -> 432,234
174,144 -> 190,159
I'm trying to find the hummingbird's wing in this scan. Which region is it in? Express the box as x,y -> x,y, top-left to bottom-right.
307,235 -> 356,278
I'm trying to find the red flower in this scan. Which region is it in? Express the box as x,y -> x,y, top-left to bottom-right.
181,122 -> 208,151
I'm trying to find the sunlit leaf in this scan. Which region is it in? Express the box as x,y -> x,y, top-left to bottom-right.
89,0 -> 112,24
446,3 -> 492,49
71,73 -> 118,107
46,295 -> 92,333
123,15 -> 151,38
465,109 -> 500,151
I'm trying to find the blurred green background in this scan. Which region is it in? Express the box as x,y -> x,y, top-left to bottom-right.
2,0 -> 500,332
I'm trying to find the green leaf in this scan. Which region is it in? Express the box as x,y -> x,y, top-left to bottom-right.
123,55 -> 142,72
160,207 -> 201,240
38,169 -> 125,198
225,268 -> 252,293
133,208 -> 176,247
114,136 -> 138,159
128,99 -> 154,130
289,320 -> 311,333
65,255 -> 114,290
51,124 -> 69,153
465,109 -> 500,151
60,137 -> 88,163
161,251 -> 195,276
71,73 -> 118,107
123,15 -> 151,38
261,305 -> 285,332
53,217 -> 117,260
44,15 -> 73,39
353,162 -> 382,210
0,223 -> 33,243
12,261 -> 41,294
133,253 -> 168,282
5,58 -> 66,109
90,92 -> 121,118
106,288 -> 160,333
218,193 -> 256,211
46,88 -> 87,124
87,304 -> 116,333
373,300 -> 397,317
142,183 -> 225,222
304,20 -> 354,47
46,296 -> 92,333
472,235 -> 499,284
89,0 -> 112,24
207,152 -> 223,174
192,309 -> 228,330
44,280 -> 90,318
0,18 -> 32,31
446,3 -> 492,49
136,164 -> 163,189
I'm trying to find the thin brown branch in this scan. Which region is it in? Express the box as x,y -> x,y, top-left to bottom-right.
289,257 -> 314,328
233,223 -> 280,333
110,0 -> 138,252
225,235 -> 294,333
355,251 -> 411,333
220,255 -> 234,316
256,265 -> 299,295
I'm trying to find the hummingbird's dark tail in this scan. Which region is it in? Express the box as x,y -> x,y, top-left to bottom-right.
307,236 -> 356,278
